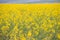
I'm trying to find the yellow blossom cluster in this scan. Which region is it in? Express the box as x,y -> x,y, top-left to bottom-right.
0,4 -> 60,40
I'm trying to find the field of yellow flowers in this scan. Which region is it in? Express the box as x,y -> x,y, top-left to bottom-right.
0,4 -> 60,40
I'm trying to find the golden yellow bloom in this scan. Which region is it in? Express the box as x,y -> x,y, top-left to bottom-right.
21,37 -> 26,40
51,29 -> 55,33
14,25 -> 19,33
49,24 -> 53,28
57,33 -> 60,39
58,22 -> 60,25
27,30 -> 32,37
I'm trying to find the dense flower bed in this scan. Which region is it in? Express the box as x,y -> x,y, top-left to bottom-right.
0,4 -> 60,40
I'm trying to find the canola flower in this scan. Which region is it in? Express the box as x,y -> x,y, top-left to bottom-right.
0,4 -> 60,40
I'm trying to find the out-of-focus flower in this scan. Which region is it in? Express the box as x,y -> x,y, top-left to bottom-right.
57,33 -> 60,39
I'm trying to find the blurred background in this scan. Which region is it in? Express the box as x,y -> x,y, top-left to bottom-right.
0,0 -> 60,3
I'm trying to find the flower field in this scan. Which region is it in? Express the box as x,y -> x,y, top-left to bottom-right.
0,4 -> 60,40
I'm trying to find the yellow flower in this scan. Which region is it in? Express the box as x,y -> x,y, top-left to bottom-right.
14,25 -> 19,33
20,30 -> 23,33
58,22 -> 60,25
5,21 -> 10,26
21,37 -> 26,40
27,25 -> 31,29
10,33 -> 14,37
49,24 -> 53,28
28,17 -> 33,22
51,29 -> 55,33
44,27 -> 48,32
57,33 -> 60,39
14,35 -> 17,40
27,31 -> 32,37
